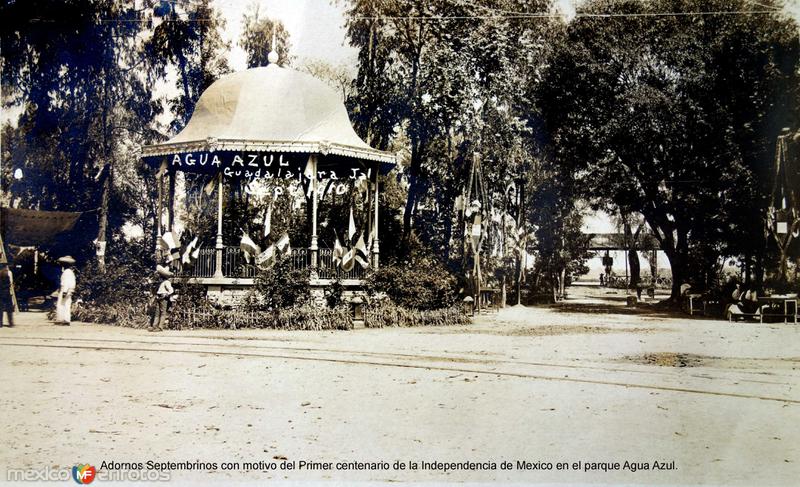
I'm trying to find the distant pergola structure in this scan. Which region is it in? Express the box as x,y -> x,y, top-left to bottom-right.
140,53 -> 395,303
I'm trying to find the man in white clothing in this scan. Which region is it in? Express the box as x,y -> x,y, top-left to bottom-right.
55,256 -> 76,325
149,265 -> 174,332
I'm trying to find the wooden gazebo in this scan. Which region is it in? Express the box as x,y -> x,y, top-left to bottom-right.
140,55 -> 395,303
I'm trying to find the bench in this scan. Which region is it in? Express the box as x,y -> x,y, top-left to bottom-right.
683,294 -> 723,317
728,311 -> 763,323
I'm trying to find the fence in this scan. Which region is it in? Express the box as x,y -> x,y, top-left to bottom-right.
605,275 -> 673,289
317,248 -> 365,280
178,245 -> 365,280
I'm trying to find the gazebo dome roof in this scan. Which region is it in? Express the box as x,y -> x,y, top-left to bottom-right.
141,64 -> 395,164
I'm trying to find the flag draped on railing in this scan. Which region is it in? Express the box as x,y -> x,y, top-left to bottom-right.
181,237 -> 199,265
333,205 -> 371,272
240,232 -> 261,263
333,230 -> 344,267
254,232 -> 291,270
354,231 -> 369,269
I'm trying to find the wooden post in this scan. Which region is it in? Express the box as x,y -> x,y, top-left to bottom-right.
214,175 -> 224,278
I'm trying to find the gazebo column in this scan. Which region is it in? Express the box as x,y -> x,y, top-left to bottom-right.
214,174 -> 224,278
167,171 -> 176,231
155,170 -> 163,261
308,154 -> 319,271
372,168 -> 380,269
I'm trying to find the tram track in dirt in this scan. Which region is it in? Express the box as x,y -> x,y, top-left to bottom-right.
1,336 -> 798,405
1,334 -> 798,381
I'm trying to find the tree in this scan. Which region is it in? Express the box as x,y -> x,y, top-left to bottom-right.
527,168 -> 593,301
240,4 -> 292,67
1,0 -> 162,268
147,0 -> 231,131
299,59 -> 354,101
535,0 -> 800,299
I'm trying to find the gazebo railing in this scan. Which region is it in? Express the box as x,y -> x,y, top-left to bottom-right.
177,246 -> 366,280
222,246 -> 258,278
317,248 -> 366,280
180,247 -> 216,277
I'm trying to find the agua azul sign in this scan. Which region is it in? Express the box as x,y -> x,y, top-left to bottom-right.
161,151 -> 375,198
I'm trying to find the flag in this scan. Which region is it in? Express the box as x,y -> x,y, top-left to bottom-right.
159,231 -> 176,251
354,231 -> 369,269
470,215 -> 482,253
263,202 -> 272,238
348,206 -> 356,242
169,244 -> 181,262
355,177 -> 369,204
303,156 -> 315,180
275,233 -> 291,256
355,254 -> 369,269
240,232 -> 261,263
155,159 -> 168,179
341,247 -> 355,272
255,245 -> 276,269
203,173 -> 220,196
190,244 -> 202,263
333,231 -> 344,266
367,225 -> 376,255
181,237 -> 199,264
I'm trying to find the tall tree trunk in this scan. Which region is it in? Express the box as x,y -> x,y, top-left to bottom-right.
743,252 -> 751,286
402,135 -> 422,243
665,228 -> 689,300
623,222 -> 641,289
628,247 -> 640,289
443,199 -> 454,263
96,168 -> 110,273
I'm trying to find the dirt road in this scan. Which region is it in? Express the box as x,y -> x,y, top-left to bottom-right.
0,287 -> 798,485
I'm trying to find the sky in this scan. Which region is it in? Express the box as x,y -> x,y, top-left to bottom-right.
213,0 -> 358,70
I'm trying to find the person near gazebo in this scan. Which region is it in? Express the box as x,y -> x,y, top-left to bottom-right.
0,263 -> 14,328
54,255 -> 76,325
148,265 -> 174,332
